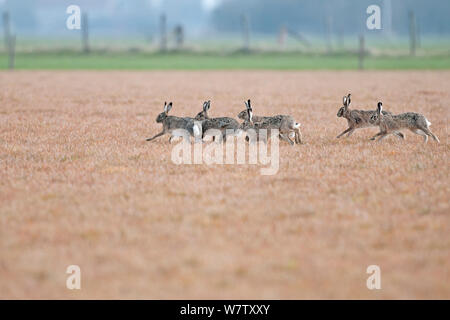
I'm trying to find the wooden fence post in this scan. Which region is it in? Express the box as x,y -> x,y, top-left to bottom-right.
3,11 -> 11,51
358,34 -> 365,70
8,34 -> 15,70
241,14 -> 250,51
337,28 -> 344,50
174,25 -> 184,50
160,14 -> 167,52
278,26 -> 287,49
82,12 -> 90,53
409,11 -> 416,56
416,20 -> 421,48
383,0 -> 393,37
325,15 -> 333,53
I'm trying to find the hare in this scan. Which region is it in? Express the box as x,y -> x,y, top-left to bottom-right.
370,102 -> 440,143
238,100 -> 302,145
337,93 -> 404,139
195,100 -> 240,141
239,102 -> 260,142
146,102 -> 200,142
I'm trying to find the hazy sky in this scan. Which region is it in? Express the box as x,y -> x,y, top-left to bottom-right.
202,0 -> 221,11
2,0 -> 449,36
150,0 -> 220,11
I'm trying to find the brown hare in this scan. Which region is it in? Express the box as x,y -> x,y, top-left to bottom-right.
146,102 -> 200,142
239,101 -> 264,143
337,93 -> 404,139
195,100 -> 240,141
370,102 -> 440,143
238,100 -> 302,145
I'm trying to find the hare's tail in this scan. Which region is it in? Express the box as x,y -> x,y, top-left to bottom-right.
294,122 -> 301,129
193,123 -> 201,137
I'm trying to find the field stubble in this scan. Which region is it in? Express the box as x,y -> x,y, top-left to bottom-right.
0,71 -> 449,299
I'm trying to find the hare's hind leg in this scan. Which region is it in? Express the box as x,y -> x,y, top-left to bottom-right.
286,134 -> 295,146
411,128 -> 428,143
294,128 -> 302,144
420,126 -> 440,143
429,131 -> 440,143
280,133 -> 294,145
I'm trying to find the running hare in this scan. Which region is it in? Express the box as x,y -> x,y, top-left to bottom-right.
370,102 -> 440,143
336,93 -> 404,139
195,100 -> 240,141
238,100 -> 302,145
146,102 -> 200,142
239,101 -> 265,143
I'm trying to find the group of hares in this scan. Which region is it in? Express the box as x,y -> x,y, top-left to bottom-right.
146,94 -> 440,145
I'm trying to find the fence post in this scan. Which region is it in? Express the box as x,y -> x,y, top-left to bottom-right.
383,0 -> 393,37
325,15 -> 333,53
160,14 -> 167,52
82,12 -> 90,53
3,11 -> 11,51
409,11 -> 416,56
278,26 -> 287,50
8,34 -> 15,70
241,14 -> 250,51
358,34 -> 365,70
174,25 -> 184,50
416,20 -> 421,48
337,28 -> 344,50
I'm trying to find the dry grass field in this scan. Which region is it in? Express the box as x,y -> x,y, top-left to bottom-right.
0,70 -> 449,299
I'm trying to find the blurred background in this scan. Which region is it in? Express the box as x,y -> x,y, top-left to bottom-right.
0,0 -> 449,69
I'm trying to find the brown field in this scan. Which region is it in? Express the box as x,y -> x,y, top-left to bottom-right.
0,71 -> 449,299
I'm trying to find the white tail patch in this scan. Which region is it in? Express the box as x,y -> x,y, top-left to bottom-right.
294,122 -> 301,129
426,119 -> 431,127
193,124 -> 201,137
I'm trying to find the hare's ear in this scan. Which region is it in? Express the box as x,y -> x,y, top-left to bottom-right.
247,106 -> 253,123
377,102 -> 382,114
206,100 -> 211,110
203,101 -> 209,111
343,96 -> 348,107
166,102 -> 173,113
347,94 -> 351,106
163,101 -> 168,112
246,99 -> 252,113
